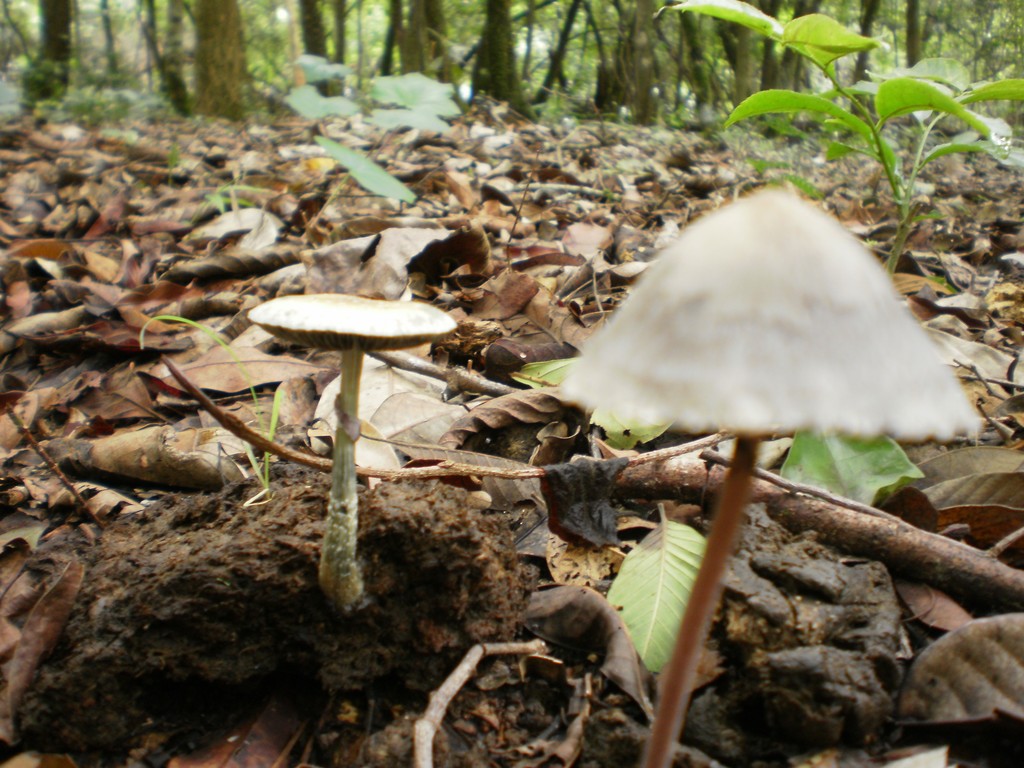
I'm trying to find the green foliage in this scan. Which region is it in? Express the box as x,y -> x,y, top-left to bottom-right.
607,519 -> 706,673
203,183 -> 265,215
669,0 -> 1024,272
36,86 -> 171,125
780,431 -> 923,506
285,57 -> 460,203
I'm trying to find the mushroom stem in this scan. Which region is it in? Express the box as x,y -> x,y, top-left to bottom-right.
642,435 -> 760,768
320,348 -> 366,610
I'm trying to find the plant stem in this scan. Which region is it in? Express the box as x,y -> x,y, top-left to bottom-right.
320,348 -> 365,610
641,435 -> 760,768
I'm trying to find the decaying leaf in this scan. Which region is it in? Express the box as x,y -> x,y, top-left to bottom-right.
525,586 -> 654,719
898,613 -> 1024,722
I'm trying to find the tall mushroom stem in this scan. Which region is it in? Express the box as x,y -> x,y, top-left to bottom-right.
320,347 -> 366,610
642,435 -> 760,768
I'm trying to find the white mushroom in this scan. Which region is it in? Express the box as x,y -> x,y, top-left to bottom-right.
250,294 -> 456,610
560,189 -> 976,767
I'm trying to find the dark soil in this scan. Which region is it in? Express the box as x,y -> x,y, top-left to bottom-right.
17,465 -> 531,755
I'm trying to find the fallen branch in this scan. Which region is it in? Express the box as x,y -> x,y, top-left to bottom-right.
413,639 -> 548,768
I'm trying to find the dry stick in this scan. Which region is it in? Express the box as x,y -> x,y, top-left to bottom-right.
641,436 -> 759,768
369,350 -> 518,398
8,409 -> 101,527
413,639 -> 548,768
162,356 -> 723,480
162,358 -> 1024,610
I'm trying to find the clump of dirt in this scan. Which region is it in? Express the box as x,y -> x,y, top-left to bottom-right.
686,504 -> 903,765
17,465 -> 530,752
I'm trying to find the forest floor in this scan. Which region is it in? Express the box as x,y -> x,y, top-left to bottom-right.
2,105 -> 1024,768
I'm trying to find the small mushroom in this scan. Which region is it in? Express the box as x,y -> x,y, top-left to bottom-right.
561,190 -> 976,767
249,294 -> 456,610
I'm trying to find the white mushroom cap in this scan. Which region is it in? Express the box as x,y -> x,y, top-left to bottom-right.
249,294 -> 456,351
561,190 -> 977,441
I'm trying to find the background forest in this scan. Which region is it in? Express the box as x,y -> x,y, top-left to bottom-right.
3,0 -> 1024,125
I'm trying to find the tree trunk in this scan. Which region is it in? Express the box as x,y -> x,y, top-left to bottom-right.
906,0 -> 921,66
331,0 -> 347,63
34,0 -> 72,99
194,0 -> 247,119
630,0 -> 656,123
380,0 -> 401,75
401,0 -> 427,72
424,0 -> 449,79
299,0 -> 327,56
472,0 -> 530,115
99,0 -> 118,76
163,0 -> 190,114
535,0 -> 582,103
855,0 -> 882,82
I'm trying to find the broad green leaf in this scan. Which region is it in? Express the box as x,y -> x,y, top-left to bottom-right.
511,358 -> 575,388
297,54 -> 352,83
370,107 -> 451,133
285,85 -> 358,119
782,14 -> 878,68
878,58 -> 972,91
314,137 -> 416,203
961,79 -> 1024,104
875,78 -> 991,136
781,432 -> 924,506
667,0 -> 784,39
591,408 -> 670,450
608,520 -> 706,673
372,73 -> 461,117
921,140 -> 994,167
726,90 -> 874,142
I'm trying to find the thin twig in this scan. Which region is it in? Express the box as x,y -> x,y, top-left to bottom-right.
989,525 -> 1024,558
700,447 -> 907,525
8,409 -> 102,527
369,350 -> 517,398
413,639 -> 548,768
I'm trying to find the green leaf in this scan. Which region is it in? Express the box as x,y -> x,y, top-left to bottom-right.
591,408 -> 670,450
961,79 -> 1024,104
666,0 -> 784,39
782,14 -> 879,68
726,90 -> 874,142
372,73 -> 461,117
780,432 -> 924,506
297,54 -> 352,83
901,58 -> 971,91
875,78 -> 991,136
921,140 -> 993,166
285,85 -> 358,119
314,137 -> 416,203
511,359 -> 575,388
825,140 -> 863,160
369,107 -> 452,133
607,520 -> 706,673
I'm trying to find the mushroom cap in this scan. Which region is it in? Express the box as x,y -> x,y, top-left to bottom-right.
561,190 -> 976,441
249,294 -> 456,351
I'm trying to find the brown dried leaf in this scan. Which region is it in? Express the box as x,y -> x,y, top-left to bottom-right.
439,389 -> 566,450
525,586 -> 654,719
898,613 -> 1024,722
895,581 -> 973,632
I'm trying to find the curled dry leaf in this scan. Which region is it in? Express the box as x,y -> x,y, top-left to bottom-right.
525,586 -> 655,719
439,389 -> 567,451
898,613 -> 1024,722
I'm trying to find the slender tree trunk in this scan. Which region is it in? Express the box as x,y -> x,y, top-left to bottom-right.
906,0 -> 922,66
630,0 -> 656,123
521,0 -> 535,81
424,0 -> 449,79
380,0 -> 401,75
99,0 -> 118,76
855,0 -> 882,81
758,0 -> 782,89
331,0 -> 347,63
194,0 -> 247,119
535,0 -> 582,103
299,0 -> 327,56
402,0 -> 427,72
163,0 -> 190,113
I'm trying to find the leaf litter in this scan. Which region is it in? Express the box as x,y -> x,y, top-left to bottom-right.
2,108 -> 1024,766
